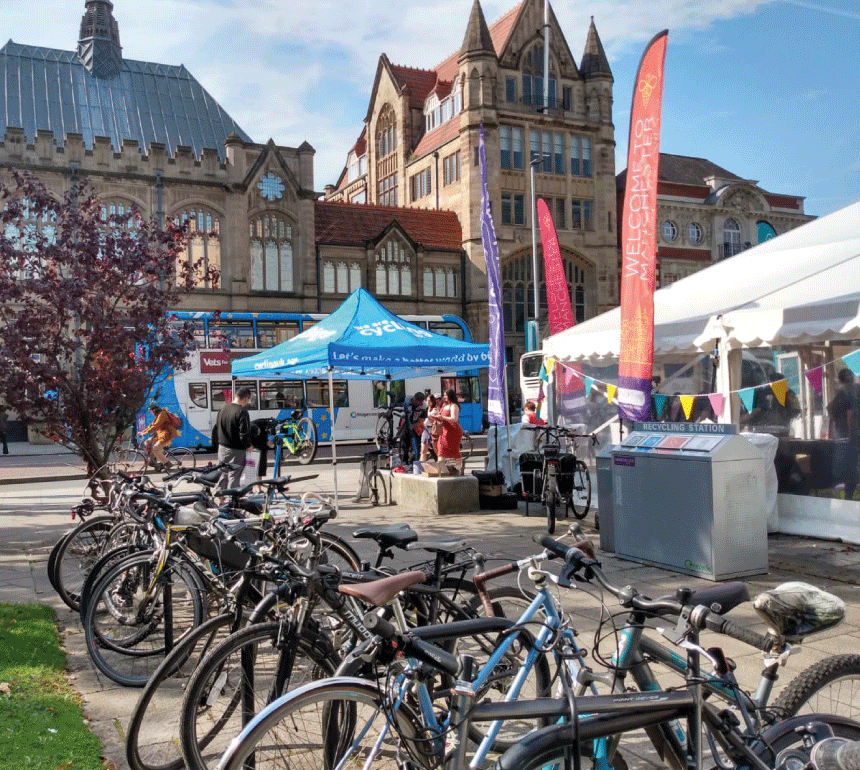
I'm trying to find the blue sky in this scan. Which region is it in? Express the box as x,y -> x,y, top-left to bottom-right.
5,0 -> 858,216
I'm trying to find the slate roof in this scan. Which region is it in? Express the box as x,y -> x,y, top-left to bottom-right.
0,40 -> 252,160
616,153 -> 745,188
315,200 -> 463,252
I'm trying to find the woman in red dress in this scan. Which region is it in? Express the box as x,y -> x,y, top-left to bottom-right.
436,388 -> 463,473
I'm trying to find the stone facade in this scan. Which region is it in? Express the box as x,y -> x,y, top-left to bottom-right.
326,0 -> 619,367
616,154 -> 813,288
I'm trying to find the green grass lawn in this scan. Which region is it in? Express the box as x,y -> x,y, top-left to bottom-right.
0,603 -> 103,770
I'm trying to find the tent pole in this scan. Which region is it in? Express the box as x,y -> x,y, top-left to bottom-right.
328,367 -> 339,514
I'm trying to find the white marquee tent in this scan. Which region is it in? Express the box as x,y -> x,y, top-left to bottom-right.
543,199 -> 860,364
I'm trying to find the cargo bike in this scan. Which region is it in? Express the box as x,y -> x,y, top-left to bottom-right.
518,424 -> 596,533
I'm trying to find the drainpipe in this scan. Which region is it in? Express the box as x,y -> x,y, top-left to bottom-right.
315,242 -> 322,312
460,249 -> 467,321
434,151 -> 440,209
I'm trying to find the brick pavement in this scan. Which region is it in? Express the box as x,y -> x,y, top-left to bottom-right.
1,451 -> 858,770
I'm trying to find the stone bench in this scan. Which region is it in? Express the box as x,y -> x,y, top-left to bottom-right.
390,472 -> 480,515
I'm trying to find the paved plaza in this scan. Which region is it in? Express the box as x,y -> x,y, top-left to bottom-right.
0,447 -> 858,769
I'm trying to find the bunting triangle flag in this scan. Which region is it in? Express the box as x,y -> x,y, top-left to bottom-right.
680,395 -> 695,420
606,383 -> 617,404
739,387 -> 757,414
707,393 -> 724,416
583,376 -> 594,397
653,393 -> 667,418
804,367 -> 823,396
843,349 -> 860,377
770,378 -> 788,406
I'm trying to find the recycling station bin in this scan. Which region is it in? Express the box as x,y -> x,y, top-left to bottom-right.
606,422 -> 767,580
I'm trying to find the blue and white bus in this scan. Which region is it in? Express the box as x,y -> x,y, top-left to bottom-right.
142,311 -> 483,448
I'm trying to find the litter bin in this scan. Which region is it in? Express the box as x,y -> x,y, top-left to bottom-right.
596,445 -> 616,552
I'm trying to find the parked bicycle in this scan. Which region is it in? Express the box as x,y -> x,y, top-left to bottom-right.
271,406 -> 318,467
520,424 -> 596,533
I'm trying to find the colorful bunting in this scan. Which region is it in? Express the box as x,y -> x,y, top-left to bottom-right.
770,378 -> 788,406
680,395 -> 696,420
583,376 -> 594,397
707,393 -> 725,416
606,384 -> 616,404
653,393 -> 667,418
805,367 -> 823,396
843,349 -> 860,377
739,387 -> 756,414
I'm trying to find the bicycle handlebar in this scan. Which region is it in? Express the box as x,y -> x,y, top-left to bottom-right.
531,532 -> 771,652
811,739 -> 860,770
363,612 -> 461,678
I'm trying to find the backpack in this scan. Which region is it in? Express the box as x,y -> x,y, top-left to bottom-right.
166,411 -> 183,430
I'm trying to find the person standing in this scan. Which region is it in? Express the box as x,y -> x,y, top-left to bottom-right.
215,386 -> 252,490
420,394 -> 439,462
436,388 -> 463,474
520,401 -> 545,426
828,368 -> 860,501
0,405 -> 8,454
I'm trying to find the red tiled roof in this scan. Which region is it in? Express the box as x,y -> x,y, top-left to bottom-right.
412,118 -> 461,158
352,126 -> 367,156
315,201 -> 463,252
434,2 -> 523,83
389,64 -> 439,109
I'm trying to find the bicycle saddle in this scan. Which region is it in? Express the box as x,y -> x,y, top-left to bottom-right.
338,569 -> 426,607
352,523 -> 418,550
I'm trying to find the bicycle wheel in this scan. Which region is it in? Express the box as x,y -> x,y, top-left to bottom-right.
83,551 -> 207,687
375,416 -> 393,450
295,417 -> 318,464
112,446 -> 147,474
460,433 -> 473,462
216,677 -> 428,770
180,619 -> 338,770
772,654 -> 860,720
567,460 -> 592,520
168,446 -> 196,470
546,488 -> 558,534
52,514 -> 115,611
368,469 -> 390,506
126,613 -> 236,770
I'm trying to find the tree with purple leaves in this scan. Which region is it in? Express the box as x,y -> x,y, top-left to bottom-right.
0,170 -> 218,481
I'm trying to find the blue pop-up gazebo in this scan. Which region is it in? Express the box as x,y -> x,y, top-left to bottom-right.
231,288 -> 489,504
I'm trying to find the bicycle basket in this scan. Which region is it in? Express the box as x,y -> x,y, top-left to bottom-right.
555,454 -> 578,496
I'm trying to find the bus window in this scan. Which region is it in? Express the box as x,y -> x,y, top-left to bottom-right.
257,321 -> 300,348
442,376 -> 480,404
211,320 -> 255,349
307,380 -> 348,408
188,383 -> 208,409
521,352 -> 543,378
211,381 -> 258,411
260,380 -> 303,410
428,320 -> 465,341
373,380 -> 404,407
301,320 -> 316,334
169,317 -> 206,347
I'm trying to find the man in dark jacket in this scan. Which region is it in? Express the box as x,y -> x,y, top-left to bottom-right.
215,387 -> 252,490
828,368 -> 860,501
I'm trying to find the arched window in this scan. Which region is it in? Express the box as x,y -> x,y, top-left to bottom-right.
522,44 -> 556,109
250,213 -> 293,292
376,105 -> 397,158
376,104 -> 398,206
687,222 -> 703,244
176,207 -> 220,289
723,218 -> 742,259
375,233 -> 412,296
423,267 -> 457,298
100,198 -> 139,230
3,196 -> 58,279
501,252 -> 586,331
322,260 -> 362,294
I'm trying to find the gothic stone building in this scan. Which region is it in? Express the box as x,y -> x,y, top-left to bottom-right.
326,0 -> 619,367
616,154 -> 813,288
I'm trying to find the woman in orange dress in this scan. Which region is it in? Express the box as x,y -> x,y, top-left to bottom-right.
436,388 -> 463,473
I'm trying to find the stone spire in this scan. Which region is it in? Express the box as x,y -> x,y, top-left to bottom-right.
460,0 -> 495,59
580,17 -> 612,79
78,0 -> 123,79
